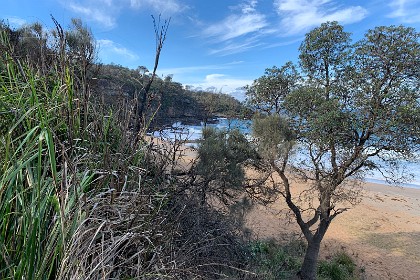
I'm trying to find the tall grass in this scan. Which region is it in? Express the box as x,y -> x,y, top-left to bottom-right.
0,29 -> 88,279
0,22 -> 255,279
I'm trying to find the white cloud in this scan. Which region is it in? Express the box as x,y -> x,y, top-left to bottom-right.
130,0 -> 186,14
239,0 -> 258,14
159,61 -> 244,76
203,11 -> 267,42
209,38 -> 264,56
388,0 -> 420,23
68,3 -> 116,27
4,16 -> 27,27
98,39 -> 139,60
199,0 -> 269,56
263,37 -> 303,49
63,0 -> 186,28
274,0 -> 368,35
190,73 -> 252,99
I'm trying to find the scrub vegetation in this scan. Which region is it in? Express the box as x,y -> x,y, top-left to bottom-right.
1,16 -> 418,280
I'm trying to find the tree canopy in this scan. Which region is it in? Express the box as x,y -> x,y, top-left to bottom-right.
248,22 -> 420,280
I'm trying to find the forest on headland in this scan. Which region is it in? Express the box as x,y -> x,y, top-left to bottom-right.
0,16 -> 419,280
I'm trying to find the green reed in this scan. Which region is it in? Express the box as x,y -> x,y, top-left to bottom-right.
0,30 -> 87,279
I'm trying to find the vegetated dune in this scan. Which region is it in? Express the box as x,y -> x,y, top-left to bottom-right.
246,180 -> 420,280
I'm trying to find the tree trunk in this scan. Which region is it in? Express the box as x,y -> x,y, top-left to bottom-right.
298,238 -> 321,280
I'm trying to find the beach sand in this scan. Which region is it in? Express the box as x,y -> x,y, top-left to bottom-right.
245,182 -> 420,279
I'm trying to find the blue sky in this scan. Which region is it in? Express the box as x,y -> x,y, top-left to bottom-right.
2,0 -> 420,100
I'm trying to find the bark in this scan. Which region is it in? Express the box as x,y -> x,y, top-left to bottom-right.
298,219 -> 330,280
298,238 -> 321,280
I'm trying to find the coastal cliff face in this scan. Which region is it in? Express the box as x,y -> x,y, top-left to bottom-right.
92,76 -> 207,127
91,64 -> 248,129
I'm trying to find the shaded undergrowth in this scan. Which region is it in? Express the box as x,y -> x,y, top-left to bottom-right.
246,239 -> 365,280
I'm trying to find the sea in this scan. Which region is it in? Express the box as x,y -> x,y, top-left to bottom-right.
151,118 -> 420,189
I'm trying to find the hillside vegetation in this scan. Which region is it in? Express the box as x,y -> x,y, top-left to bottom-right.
0,18 -> 386,280
0,19 -> 253,279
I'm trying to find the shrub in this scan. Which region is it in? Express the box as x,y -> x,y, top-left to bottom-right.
318,251 -> 359,280
247,239 -> 305,279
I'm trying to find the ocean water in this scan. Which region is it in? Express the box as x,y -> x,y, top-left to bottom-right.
151,118 -> 252,143
151,118 -> 420,189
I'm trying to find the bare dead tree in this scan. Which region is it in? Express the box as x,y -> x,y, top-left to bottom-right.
136,15 -> 170,135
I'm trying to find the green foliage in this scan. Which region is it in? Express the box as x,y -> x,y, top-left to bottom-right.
246,240 -> 363,280
191,90 -> 249,121
318,252 -> 360,280
1,19 -> 254,279
0,19 -> 142,279
246,61 -> 300,114
299,21 -> 351,95
248,239 -> 305,279
247,241 -> 363,280
252,114 -> 295,161
195,127 -> 256,205
0,28 -> 85,279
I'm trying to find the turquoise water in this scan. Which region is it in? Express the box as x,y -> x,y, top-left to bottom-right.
151,118 -> 420,189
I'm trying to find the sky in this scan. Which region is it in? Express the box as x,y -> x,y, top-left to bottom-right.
2,0 -> 420,100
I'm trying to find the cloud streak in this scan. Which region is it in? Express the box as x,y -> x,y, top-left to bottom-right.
68,2 -> 116,27
98,39 -> 139,60
199,0 -> 367,56
388,0 -> 420,23
202,0 -> 267,43
4,16 -> 27,27
130,0 -> 187,14
63,0 -> 186,28
159,61 -> 244,75
199,0 -> 272,56
203,13 -> 267,42
189,73 -> 252,99
274,0 -> 368,35
208,38 -> 264,56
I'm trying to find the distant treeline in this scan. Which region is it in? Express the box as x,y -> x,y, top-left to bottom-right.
95,64 -> 252,128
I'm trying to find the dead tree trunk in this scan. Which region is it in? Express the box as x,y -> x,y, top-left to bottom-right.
135,15 -> 170,135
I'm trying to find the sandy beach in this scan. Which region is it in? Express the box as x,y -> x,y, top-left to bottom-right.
246,182 -> 420,279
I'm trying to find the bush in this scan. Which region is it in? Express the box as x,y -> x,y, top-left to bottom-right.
245,240 -> 365,280
247,239 -> 305,279
318,251 -> 360,280
0,20 -> 254,280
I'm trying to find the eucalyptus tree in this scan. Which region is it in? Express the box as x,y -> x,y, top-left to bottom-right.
250,23 -> 420,280
246,61 -> 300,114
299,21 -> 351,100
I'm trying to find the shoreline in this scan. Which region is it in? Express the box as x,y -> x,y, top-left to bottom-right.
364,180 -> 420,195
365,178 -> 420,190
